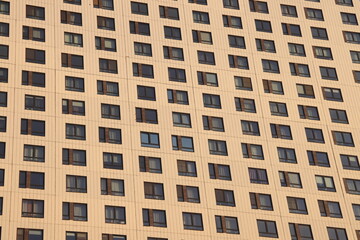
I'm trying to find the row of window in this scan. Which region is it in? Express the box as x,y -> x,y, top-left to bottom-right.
2,221 -> 360,240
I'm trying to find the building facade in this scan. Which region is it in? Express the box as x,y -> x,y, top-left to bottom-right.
0,0 -> 360,239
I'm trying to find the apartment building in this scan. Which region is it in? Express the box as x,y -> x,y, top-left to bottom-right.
0,0 -> 360,239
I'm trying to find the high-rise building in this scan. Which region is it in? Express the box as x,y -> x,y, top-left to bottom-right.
0,0 -> 360,239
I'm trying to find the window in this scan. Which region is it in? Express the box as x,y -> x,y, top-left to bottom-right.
22,199 -> 44,218
101,104 -> 120,120
189,0 -> 207,4
235,98 -> 256,113
101,178 -> 124,196
17,229 -> 44,240
0,67 -> 8,82
342,12 -> 358,25
61,53 -> 84,69
208,140 -> 228,155
168,68 -> 186,82
23,26 -> 45,42
61,11 -> 82,26
336,0 -> 353,6
134,42 -> 151,56
203,116 -> 224,132
343,31 -> 360,44
197,51 -> 215,65
249,168 -> 268,184
215,216 -> 239,234
351,51 -> 360,64
305,8 -> 324,21
21,119 -> 45,136
332,131 -> 354,147
318,200 -> 342,218
159,6 -> 179,20
99,127 -> 122,144
172,135 -> 194,152
0,143 -> 4,159
257,220 -> 278,238
289,223 -> 313,240
102,235 -> 126,240
140,132 -> 160,148
95,37 -> 116,51
65,123 -> 86,140
271,124 -> 292,140
305,128 -> 324,143
164,26 -> 181,40
287,197 -> 307,214
341,154 -> 359,170
250,193 -> 273,210
193,11 -> 210,24
105,206 -> 126,224
327,227 -> 348,240
255,19 -> 272,32
163,46 -> 184,61
345,178 -> 360,194
139,156 -> 162,173
0,44 -> 7,59
64,0 -> 81,5
97,80 -> 119,96
130,21 -> 150,36
209,163 -> 231,180
0,196 -> 2,215
19,171 -> 45,189
203,94 -> 221,109
63,33 -> 83,48
0,116 -> 6,132
0,91 -> 6,107
228,55 -> 249,69
313,46 -> 333,60
94,0 -> 114,10
66,175 -> 87,193
192,30 -> 212,44
63,148 -> 86,166
242,143 -> 264,159
97,16 -> 115,30
277,147 -> 296,163
249,0 -> 268,13
136,108 -> 158,124
354,70 -> 360,83
282,23 -> 301,36
290,63 -> 310,77
197,71 -> 218,87
0,168 -> 3,184
353,204 -> 360,220
22,71 -> 45,87
99,58 -> 118,74
133,63 -> 153,78
308,151 -> 330,167
223,15 -> 242,28
143,209 -> 166,227
281,4 -> 297,17
0,1 -> 9,15
228,35 -> 245,49
311,27 -> 328,40
279,171 -> 302,188
66,232 -> 87,240
103,152 -> 123,170
137,85 -> 155,101
62,202 -> 87,221
131,1 -> 148,15
322,87 -> 343,101
183,212 -> 203,231
298,105 -> 319,120
178,160 -> 197,177
215,189 -> 235,206
241,120 -> 260,136
296,84 -> 315,98
62,99 -> 85,115
262,59 -> 280,73
269,102 -> 288,117
25,95 -> 45,111
288,43 -> 306,56
173,112 -> 191,128
24,145 -> 44,162
320,67 -> 337,80
167,89 -> 188,104
26,48 -> 45,64
234,76 -> 252,91
177,185 -> 200,203
26,5 -> 45,20
316,175 -> 335,191
223,0 -> 239,9
256,39 -> 276,53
